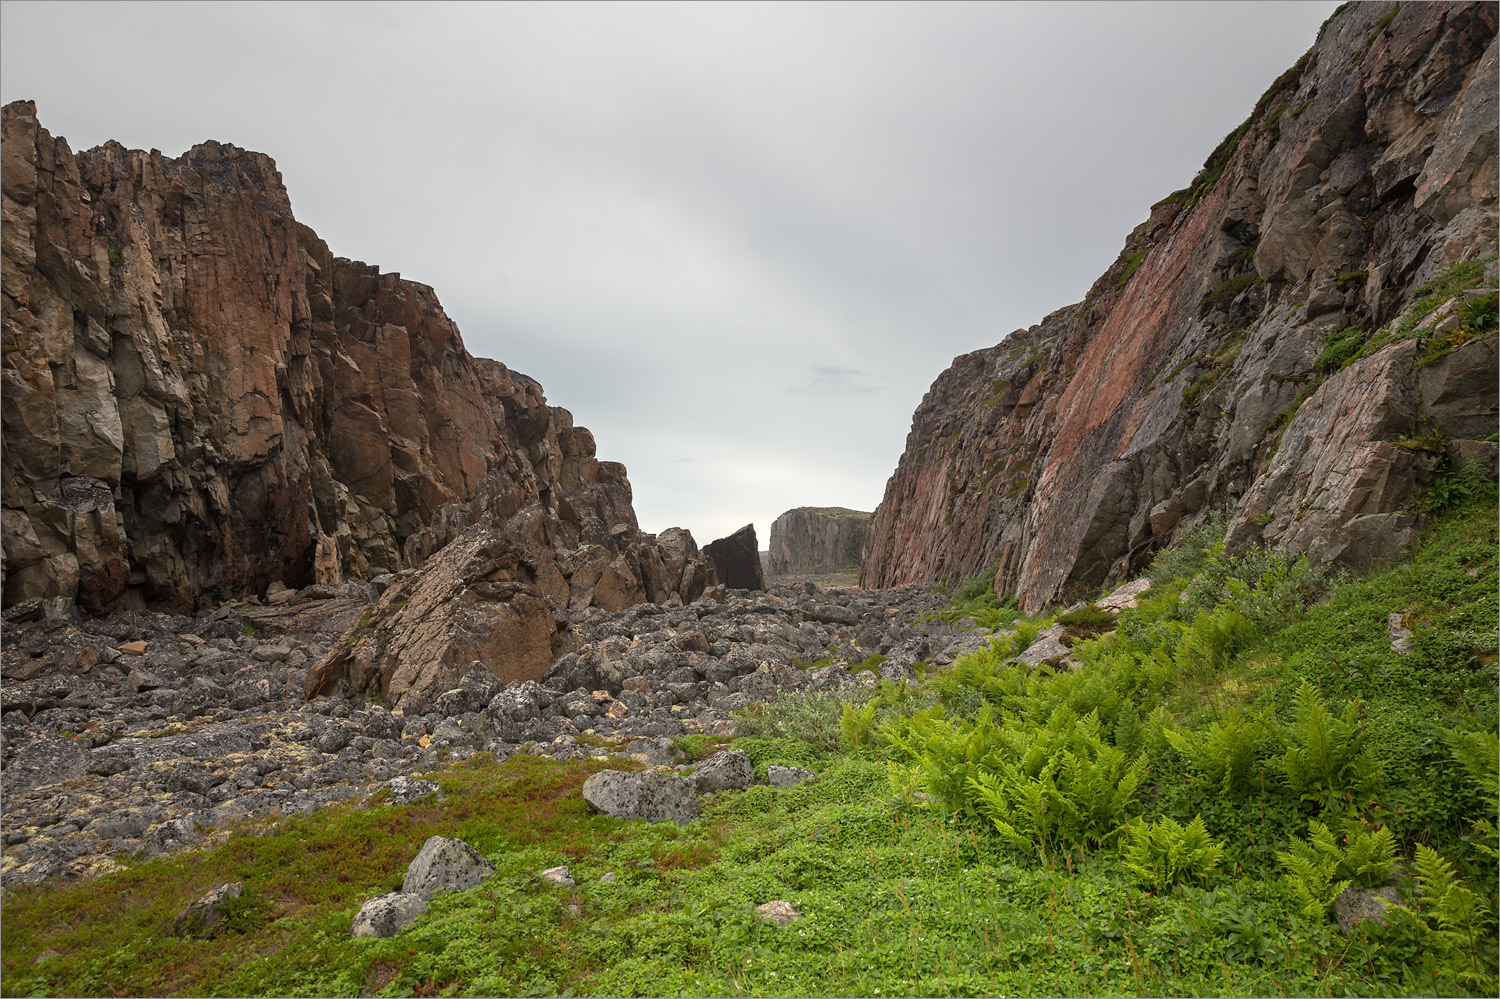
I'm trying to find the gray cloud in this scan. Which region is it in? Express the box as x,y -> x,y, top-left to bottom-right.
1,0 -> 1341,546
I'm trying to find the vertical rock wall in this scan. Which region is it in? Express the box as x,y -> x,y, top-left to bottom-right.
0,101 -> 644,614
863,2 -> 1497,612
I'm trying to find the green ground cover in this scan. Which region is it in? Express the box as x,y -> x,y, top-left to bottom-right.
3,500 -> 1495,997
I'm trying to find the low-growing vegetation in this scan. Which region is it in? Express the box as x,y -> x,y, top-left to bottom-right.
3,497 -> 1495,997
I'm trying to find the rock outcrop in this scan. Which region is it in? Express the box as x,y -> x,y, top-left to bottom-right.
303,519 -> 716,705
863,2 -> 1498,611
1,101 -> 643,615
704,524 -> 764,591
767,507 -> 871,577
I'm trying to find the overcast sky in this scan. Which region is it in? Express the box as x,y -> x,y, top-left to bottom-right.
1,0 -> 1339,547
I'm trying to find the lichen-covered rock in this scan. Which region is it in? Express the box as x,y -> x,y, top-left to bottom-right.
581,769 -> 699,824
692,749 -> 755,793
384,776 -> 442,806
755,900 -> 803,925
767,507 -> 871,577
862,2 -> 1498,611
765,765 -> 814,788
401,836 -> 494,900
350,891 -> 428,939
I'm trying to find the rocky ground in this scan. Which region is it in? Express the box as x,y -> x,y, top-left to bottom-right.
0,579 -> 972,888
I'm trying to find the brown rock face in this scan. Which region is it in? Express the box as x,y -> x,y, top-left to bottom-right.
304,520 -> 714,706
1,101 -> 638,614
767,507 -> 871,576
862,2 -> 1498,611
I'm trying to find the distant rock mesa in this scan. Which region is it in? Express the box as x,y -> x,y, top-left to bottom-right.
767,506 -> 870,576
863,2 -> 1498,611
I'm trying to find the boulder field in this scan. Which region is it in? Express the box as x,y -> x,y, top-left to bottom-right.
0,577 -> 954,887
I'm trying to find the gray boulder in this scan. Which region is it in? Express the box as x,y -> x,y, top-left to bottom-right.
1017,625 -> 1070,668
350,891 -> 428,938
766,765 -> 814,788
402,836 -> 495,900
692,750 -> 755,792
385,776 -> 442,806
581,770 -> 699,824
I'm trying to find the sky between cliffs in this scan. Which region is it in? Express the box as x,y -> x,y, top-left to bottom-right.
1,0 -> 1339,548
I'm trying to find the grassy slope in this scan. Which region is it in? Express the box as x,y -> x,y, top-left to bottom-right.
2,501 -> 1495,998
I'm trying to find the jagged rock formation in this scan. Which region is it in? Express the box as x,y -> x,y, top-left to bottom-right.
767,507 -> 871,576
304,520 -> 715,705
704,524 -> 764,591
0,101 -> 648,615
863,2 -> 1498,611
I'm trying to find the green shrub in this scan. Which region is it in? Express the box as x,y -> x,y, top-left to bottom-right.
1162,707 -> 1271,795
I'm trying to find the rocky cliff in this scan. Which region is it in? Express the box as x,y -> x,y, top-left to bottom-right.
767,507 -> 871,576
704,524 -> 764,591
1,101 -> 704,620
863,1 -> 1498,611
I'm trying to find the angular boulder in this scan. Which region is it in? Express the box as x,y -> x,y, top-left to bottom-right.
581,770 -> 699,824
766,765 -> 814,788
401,836 -> 495,900
692,750 -> 755,793
170,882 -> 244,940
350,891 -> 428,939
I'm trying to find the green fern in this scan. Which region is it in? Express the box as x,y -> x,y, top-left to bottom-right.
1277,821 -> 1352,918
1276,681 -> 1383,807
1162,706 -> 1270,795
839,700 -> 878,749
1340,822 -> 1398,888
1443,726 -> 1499,858
1413,844 -> 1493,982
1120,814 -> 1225,891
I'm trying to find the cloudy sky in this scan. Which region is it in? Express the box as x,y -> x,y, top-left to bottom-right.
1,0 -> 1338,546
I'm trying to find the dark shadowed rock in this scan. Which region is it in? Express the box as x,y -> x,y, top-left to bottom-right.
705,525 -> 764,591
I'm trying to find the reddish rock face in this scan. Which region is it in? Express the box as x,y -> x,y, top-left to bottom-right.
863,2 -> 1498,612
0,101 -> 638,614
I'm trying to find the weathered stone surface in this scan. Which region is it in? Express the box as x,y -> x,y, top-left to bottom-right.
0,100 -> 669,617
704,525 -> 764,591
1332,885 -> 1403,935
581,770 -> 699,824
765,765 -> 814,788
401,836 -> 494,900
767,507 -> 871,577
861,3 -> 1498,611
692,749 -> 754,793
1096,578 -> 1152,614
1016,625 -> 1070,668
541,865 -> 574,887
170,882 -> 244,940
384,776 -> 442,805
755,900 -> 803,925
350,891 -> 427,939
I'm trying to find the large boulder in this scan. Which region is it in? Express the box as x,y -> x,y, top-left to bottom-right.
304,521 -> 714,708
581,770 -> 699,824
401,836 -> 495,900
692,750 -> 755,793
704,525 -> 764,591
350,892 -> 428,939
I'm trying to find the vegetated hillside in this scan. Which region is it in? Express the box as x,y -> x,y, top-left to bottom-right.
4,490 -> 1494,997
862,1 -> 1498,611
0,101 -> 670,615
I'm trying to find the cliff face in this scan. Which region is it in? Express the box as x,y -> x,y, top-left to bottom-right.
863,2 -> 1498,611
767,507 -> 871,576
0,101 -> 655,615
